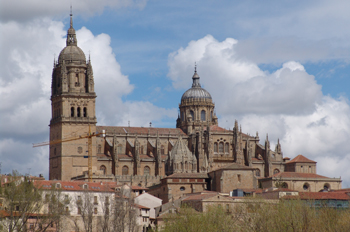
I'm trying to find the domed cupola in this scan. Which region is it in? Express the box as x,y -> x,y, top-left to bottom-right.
181,69 -> 212,103
177,66 -> 218,135
58,12 -> 86,64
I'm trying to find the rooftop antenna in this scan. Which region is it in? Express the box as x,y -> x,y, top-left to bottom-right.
70,5 -> 73,28
128,121 -> 130,127
149,122 -> 152,127
194,62 -> 197,73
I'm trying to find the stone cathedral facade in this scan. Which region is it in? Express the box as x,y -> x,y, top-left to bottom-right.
49,15 -> 341,193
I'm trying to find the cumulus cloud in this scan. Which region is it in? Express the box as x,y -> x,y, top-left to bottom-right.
168,35 -> 350,185
0,17 -> 174,177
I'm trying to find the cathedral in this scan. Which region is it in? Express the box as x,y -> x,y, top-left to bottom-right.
49,15 -> 341,196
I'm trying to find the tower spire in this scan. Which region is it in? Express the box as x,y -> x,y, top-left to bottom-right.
70,5 -> 73,28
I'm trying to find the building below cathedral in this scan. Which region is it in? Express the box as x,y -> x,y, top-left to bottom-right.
48,14 -> 341,202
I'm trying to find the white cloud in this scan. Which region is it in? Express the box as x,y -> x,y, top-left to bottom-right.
168,35 -> 350,185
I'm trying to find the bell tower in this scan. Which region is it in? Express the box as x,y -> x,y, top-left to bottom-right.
49,12 -> 97,180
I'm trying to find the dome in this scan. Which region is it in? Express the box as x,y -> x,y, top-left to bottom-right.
58,46 -> 86,63
58,13 -> 86,64
181,87 -> 212,101
181,70 -> 212,101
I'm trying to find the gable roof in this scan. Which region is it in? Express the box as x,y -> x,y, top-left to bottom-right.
287,155 -> 316,164
182,192 -> 219,201
298,192 -> 350,200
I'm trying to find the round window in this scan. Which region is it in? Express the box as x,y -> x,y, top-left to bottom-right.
180,186 -> 185,191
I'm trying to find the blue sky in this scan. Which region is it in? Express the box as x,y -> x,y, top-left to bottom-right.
1,0 -> 350,187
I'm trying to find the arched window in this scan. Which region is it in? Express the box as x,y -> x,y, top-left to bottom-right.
77,107 -> 81,117
71,107 -> 75,117
273,169 -> 280,174
190,110 -> 194,120
83,107 -> 87,117
181,112 -> 185,121
185,161 -> 188,170
225,143 -> 229,153
201,110 -> 206,121
144,166 -> 150,176
161,145 -> 165,155
324,183 -> 330,191
256,169 -> 260,177
122,166 -> 129,176
214,143 -> 218,153
281,182 -> 288,188
303,183 -> 309,191
117,144 -> 123,154
100,165 -> 106,175
219,142 -> 224,153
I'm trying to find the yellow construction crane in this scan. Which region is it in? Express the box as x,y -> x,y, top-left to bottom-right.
33,126 -> 105,182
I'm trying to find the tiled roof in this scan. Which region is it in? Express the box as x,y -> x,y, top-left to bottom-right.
134,204 -> 150,209
33,180 -> 147,192
165,173 -> 208,179
209,125 -> 231,132
270,172 -> 329,179
299,192 -> 350,200
96,126 -> 186,136
287,155 -> 316,164
183,193 -> 218,201
209,163 -> 255,172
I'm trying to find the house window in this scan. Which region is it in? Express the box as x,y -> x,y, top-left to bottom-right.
71,107 -> 75,117
180,186 -> 185,191
78,146 -> 83,154
94,208 -> 98,214
181,112 -> 185,121
281,182 -> 288,188
201,110 -> 206,121
324,183 -> 330,191
100,165 -> 106,175
78,207 -> 81,214
97,144 -> 102,153
219,142 -> 224,153
303,183 -> 309,191
225,143 -> 229,153
273,169 -> 280,174
122,166 -> 129,176
77,107 -> 81,117
237,174 -> 241,183
94,196 -> 98,204
144,166 -> 150,176
161,145 -> 165,155
140,146 -> 144,155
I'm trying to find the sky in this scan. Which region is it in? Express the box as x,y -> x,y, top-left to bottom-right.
1,0 -> 350,187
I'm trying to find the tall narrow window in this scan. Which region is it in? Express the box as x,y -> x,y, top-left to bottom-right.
181,112 -> 185,121
77,107 -> 81,117
122,166 -> 129,176
190,110 -> 194,120
97,145 -> 102,154
100,165 -> 106,175
219,142 -> 224,153
71,107 -> 75,117
225,143 -> 229,153
161,145 -> 165,155
201,110 -> 206,121
140,146 -> 144,155
83,107 -> 87,117
144,166 -> 150,176
117,144 -> 123,154
214,143 -> 218,153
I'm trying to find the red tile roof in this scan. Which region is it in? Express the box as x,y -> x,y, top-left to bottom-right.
299,192 -> 350,200
33,180 -> 147,192
287,155 -> 316,164
183,193 -> 219,201
97,126 -> 186,136
209,125 -> 231,132
270,172 -> 329,179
